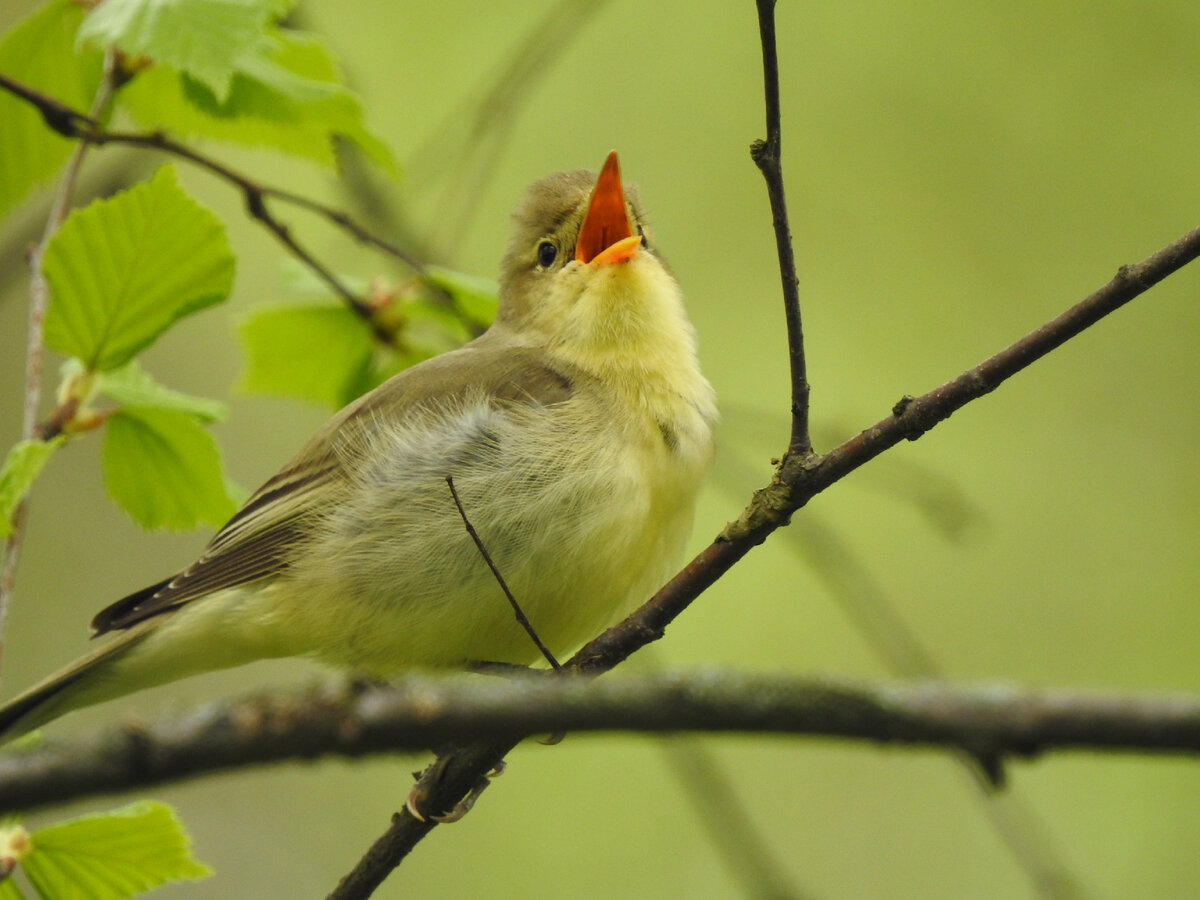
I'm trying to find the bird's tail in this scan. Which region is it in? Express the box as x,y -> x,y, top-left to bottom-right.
0,623 -> 155,744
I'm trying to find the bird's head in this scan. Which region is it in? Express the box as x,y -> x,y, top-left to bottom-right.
496,153 -> 688,363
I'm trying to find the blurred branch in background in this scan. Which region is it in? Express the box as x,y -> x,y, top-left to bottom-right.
716,441 -> 1085,898
2,670 -> 1199,815
663,738 -> 816,900
405,0 -> 608,258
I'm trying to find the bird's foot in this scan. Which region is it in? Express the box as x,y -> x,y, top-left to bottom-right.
405,756 -> 507,823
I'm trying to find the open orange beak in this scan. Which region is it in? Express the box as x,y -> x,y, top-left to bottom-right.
575,151 -> 642,267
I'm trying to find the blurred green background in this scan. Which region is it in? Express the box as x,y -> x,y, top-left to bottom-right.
2,1 -> 1199,897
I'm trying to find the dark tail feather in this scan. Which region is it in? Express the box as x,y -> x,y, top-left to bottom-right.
0,625 -> 152,744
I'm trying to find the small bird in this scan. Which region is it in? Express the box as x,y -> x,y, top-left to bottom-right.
0,152 -> 717,742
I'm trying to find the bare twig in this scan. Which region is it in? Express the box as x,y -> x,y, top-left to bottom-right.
3,672 -> 1200,815
750,0 -> 810,456
444,476 -> 561,671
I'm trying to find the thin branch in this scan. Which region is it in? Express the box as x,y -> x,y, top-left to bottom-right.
329,739 -> 513,898
663,739 -> 814,900
444,476 -> 561,671
750,0 -> 810,456
3,672 -> 1200,815
0,71 -> 95,137
0,71 -> 432,347
90,129 -> 425,268
86,129 -> 391,343
0,52 -> 123,680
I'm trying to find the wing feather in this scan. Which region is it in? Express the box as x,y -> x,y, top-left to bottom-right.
91,340 -> 577,635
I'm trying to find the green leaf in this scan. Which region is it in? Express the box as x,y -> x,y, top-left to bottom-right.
237,302 -> 375,408
0,0 -> 103,219
90,360 -> 229,423
23,801 -> 211,899
0,438 -> 66,538
77,0 -> 282,103
235,30 -> 394,169
423,265 -> 499,328
41,166 -> 235,372
0,877 -> 27,900
119,28 -> 394,170
102,407 -> 235,531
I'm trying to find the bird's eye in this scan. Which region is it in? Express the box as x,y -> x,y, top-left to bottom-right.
536,240 -> 558,268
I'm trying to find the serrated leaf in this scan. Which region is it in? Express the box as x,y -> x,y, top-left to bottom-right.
102,407 -> 235,531
0,0 -> 103,219
93,360 -> 228,423
78,0 -> 280,102
0,438 -> 65,537
41,166 -> 235,372
423,265 -> 499,328
23,801 -> 211,900
238,302 -> 375,408
118,28 -> 394,170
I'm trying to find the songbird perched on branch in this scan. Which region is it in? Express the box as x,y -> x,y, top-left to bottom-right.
0,152 -> 717,742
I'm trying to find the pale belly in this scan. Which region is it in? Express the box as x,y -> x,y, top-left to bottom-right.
273,393 -> 713,672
